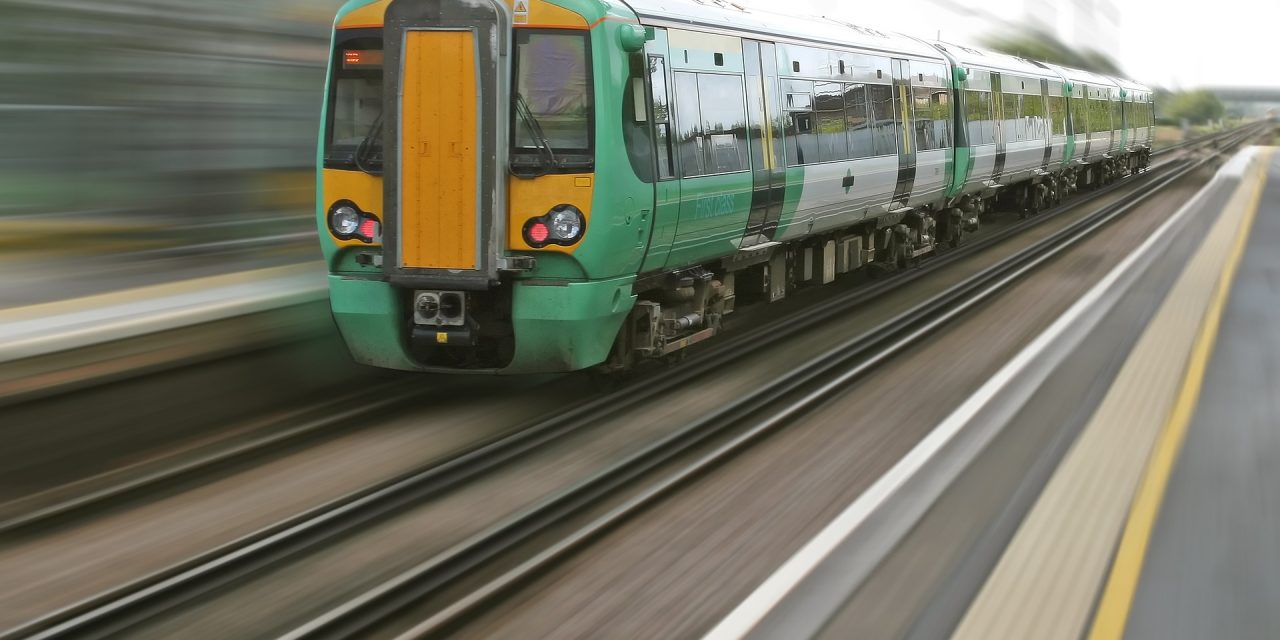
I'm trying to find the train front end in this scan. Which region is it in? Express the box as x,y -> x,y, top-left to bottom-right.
319,0 -> 649,373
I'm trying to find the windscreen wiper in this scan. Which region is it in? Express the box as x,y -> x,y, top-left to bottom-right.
355,112 -> 384,176
513,92 -> 557,176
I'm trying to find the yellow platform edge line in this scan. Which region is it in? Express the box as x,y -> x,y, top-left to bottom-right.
1087,147 -> 1275,640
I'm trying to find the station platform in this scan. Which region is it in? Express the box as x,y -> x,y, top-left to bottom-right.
1117,147 -> 1280,639
699,144 -> 1280,640
953,145 -> 1279,639
0,263 -> 328,404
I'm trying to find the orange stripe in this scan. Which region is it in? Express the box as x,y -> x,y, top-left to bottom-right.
515,23 -> 588,30
588,15 -> 640,28
340,16 -> 636,31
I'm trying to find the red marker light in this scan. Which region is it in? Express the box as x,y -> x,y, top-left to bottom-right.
527,221 -> 550,245
358,218 -> 378,241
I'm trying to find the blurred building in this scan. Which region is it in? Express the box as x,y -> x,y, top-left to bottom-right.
0,0 -> 336,225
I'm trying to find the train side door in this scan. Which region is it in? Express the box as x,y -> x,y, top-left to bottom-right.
890,58 -> 916,208
991,73 -> 1007,180
665,32 -> 754,268
741,40 -> 786,246
640,32 -> 680,273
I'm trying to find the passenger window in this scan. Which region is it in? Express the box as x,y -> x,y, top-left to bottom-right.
1071,95 -> 1088,135
673,72 -> 704,176
935,90 -> 953,148
1003,93 -> 1023,142
845,83 -> 872,158
866,83 -> 896,156
814,81 -> 848,162
649,56 -> 674,179
783,79 -> 817,165
696,73 -> 748,174
913,87 -> 934,151
1091,99 -> 1109,131
965,90 -> 994,145
672,71 -> 749,177
913,86 -> 951,150
1048,96 -> 1067,136
1022,94 -> 1045,140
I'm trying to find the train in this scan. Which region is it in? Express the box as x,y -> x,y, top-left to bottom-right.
318,0 -> 1155,374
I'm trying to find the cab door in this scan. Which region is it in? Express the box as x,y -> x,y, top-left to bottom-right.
640,33 -> 680,273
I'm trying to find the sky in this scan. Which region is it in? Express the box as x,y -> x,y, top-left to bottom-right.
739,0 -> 1280,89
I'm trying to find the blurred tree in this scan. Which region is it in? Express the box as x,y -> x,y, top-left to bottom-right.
1163,89 -> 1226,124
983,28 -> 1124,76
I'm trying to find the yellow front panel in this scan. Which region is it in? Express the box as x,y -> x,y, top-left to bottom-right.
503,0 -> 589,28
323,169 -> 384,247
508,173 -> 594,252
401,30 -> 479,270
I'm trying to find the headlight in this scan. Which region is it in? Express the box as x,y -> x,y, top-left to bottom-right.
330,205 -> 361,237
548,207 -> 584,243
523,205 -> 585,248
328,201 -> 380,243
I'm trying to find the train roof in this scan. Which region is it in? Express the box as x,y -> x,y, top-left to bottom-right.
617,0 -> 943,60
930,40 -> 1059,80
1108,74 -> 1154,96
1038,62 -> 1122,91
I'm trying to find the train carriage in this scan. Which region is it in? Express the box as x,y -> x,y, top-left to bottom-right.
317,0 -> 1152,375
1043,63 -> 1154,186
930,41 -> 1068,214
1110,74 -> 1156,168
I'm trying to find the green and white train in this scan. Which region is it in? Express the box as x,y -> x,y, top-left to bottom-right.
318,0 -> 1154,373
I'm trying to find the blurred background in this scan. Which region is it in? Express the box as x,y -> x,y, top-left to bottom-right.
0,0 -> 1277,288
0,0 -> 337,280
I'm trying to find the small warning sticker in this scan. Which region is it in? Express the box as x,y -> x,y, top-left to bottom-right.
514,0 -> 529,23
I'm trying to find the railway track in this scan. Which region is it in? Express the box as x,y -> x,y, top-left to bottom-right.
1,123 -> 1263,640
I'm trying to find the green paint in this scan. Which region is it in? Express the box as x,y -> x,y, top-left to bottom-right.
663,171 -> 753,268
505,276 -> 637,373
327,276 -> 422,371
947,146 -> 972,198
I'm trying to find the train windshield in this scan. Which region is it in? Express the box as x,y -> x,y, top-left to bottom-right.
326,35 -> 383,172
511,30 -> 594,173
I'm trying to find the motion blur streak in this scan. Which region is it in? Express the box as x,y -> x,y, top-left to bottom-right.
0,0 -> 335,255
